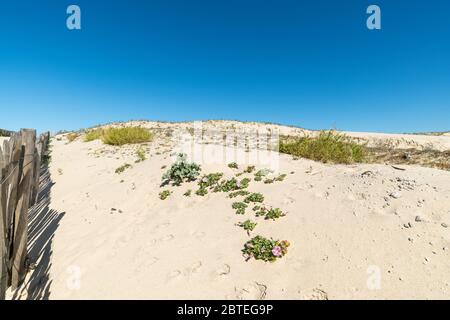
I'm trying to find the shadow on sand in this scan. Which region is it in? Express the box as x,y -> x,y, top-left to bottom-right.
12,166 -> 65,300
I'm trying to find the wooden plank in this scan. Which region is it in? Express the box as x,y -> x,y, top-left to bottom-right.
5,135 -> 23,288
0,141 -> 8,299
11,129 -> 36,289
30,132 -> 49,206
0,136 -> 13,299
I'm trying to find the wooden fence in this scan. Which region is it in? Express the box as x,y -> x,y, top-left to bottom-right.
0,129 -> 50,299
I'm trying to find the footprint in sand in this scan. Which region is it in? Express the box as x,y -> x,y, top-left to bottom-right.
167,261 -> 202,282
282,196 -> 295,205
184,261 -> 202,276
212,264 -> 231,280
166,270 -> 182,282
191,230 -> 206,240
299,288 -> 328,300
232,282 -> 267,300
135,257 -> 159,273
154,221 -> 171,230
150,234 -> 174,246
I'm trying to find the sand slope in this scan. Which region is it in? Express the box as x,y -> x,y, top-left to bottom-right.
9,121 -> 450,299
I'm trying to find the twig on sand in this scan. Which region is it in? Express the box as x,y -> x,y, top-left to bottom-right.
392,165 -> 406,171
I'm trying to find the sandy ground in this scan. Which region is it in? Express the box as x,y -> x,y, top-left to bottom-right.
6,121 -> 450,300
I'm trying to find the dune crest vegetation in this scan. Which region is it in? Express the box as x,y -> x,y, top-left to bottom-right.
84,127 -> 153,145
279,130 -> 367,164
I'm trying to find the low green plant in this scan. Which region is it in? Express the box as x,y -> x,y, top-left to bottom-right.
228,162 -> 239,169
199,173 -> 224,189
244,165 -> 256,173
159,190 -> 171,200
232,202 -> 247,215
244,193 -> 264,204
183,189 -> 192,197
254,168 -> 272,179
228,190 -> 250,198
162,153 -> 201,186
275,174 -> 287,182
239,178 -> 250,189
279,131 -> 367,164
115,163 -> 132,174
242,236 -> 290,262
264,178 -> 274,184
238,220 -> 257,234
215,178 -> 236,192
254,206 -> 268,217
195,187 -> 208,196
265,208 -> 285,220
135,147 -> 146,163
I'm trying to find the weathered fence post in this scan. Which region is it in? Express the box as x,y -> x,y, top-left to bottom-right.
0,129 -> 48,298
11,129 -> 36,289
0,134 -> 24,298
0,140 -> 8,299
30,132 -> 49,207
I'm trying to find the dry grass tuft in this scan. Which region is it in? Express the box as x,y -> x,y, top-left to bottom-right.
84,127 -> 153,146
279,131 -> 367,164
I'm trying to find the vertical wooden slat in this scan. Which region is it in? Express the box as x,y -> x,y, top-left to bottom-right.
0,135 -> 19,299
30,132 -> 49,207
11,129 -> 36,289
0,138 -> 8,299
5,135 -> 23,288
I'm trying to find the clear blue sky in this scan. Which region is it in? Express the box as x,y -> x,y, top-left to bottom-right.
1,0 -> 449,133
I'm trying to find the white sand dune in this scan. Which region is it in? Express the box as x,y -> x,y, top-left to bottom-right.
8,121 -> 450,300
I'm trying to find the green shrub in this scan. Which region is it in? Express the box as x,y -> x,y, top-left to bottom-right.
255,168 -> 272,179
279,131 -> 367,164
183,189 -> 192,197
244,193 -> 264,204
238,220 -> 257,233
195,187 -> 208,196
244,165 -> 255,173
135,147 -> 146,163
228,162 -> 239,169
115,163 -> 132,174
102,127 -> 153,146
232,202 -> 247,215
84,129 -> 104,142
199,173 -> 224,189
159,190 -> 171,200
254,206 -> 267,217
265,208 -> 285,220
162,153 -> 201,186
228,190 -> 250,198
242,236 -> 290,262
66,132 -> 80,142
239,178 -> 250,189
214,178 -> 237,192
